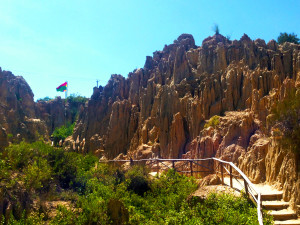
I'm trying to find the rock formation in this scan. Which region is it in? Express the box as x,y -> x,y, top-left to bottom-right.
69,33 -> 300,158
0,69 -> 48,147
0,32 -> 299,207
0,69 -> 85,148
36,96 -> 86,135
66,33 -> 300,206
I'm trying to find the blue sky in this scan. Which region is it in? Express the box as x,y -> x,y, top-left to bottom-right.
0,0 -> 299,100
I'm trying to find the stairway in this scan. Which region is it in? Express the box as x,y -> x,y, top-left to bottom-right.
222,177 -> 300,224
261,192 -> 300,225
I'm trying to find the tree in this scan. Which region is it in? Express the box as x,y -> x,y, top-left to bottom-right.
277,32 -> 299,44
37,96 -> 53,102
213,24 -> 220,35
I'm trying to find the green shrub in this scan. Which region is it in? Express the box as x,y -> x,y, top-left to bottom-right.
277,32 -> 300,44
37,96 -> 53,102
204,115 -> 220,129
7,211 -> 45,225
0,142 -> 274,224
52,122 -> 75,146
67,93 -> 88,104
213,24 -> 220,35
126,165 -> 150,196
23,159 -> 52,192
268,89 -> 300,154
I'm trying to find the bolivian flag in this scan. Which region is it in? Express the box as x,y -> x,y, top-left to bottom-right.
56,82 -> 67,92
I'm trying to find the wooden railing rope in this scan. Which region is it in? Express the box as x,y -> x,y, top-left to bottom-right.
100,157 -> 264,225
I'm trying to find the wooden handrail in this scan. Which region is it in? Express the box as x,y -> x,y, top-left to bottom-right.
212,158 -> 263,225
101,157 -> 264,225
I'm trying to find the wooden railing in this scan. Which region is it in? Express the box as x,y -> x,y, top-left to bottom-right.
101,157 -> 263,225
212,158 -> 263,225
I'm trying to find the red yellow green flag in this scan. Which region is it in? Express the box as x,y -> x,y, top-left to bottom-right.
56,82 -> 67,92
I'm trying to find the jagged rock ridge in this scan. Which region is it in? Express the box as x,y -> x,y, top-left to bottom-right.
0,69 -> 85,147
67,33 -> 300,207
0,69 -> 48,147
69,33 -> 300,159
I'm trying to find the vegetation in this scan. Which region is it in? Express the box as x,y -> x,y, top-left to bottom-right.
268,89 -> 300,155
37,96 -> 53,102
0,141 -> 273,224
213,24 -> 220,35
67,93 -> 88,104
277,32 -> 300,44
37,94 -> 87,103
52,122 -> 75,146
204,115 -> 220,129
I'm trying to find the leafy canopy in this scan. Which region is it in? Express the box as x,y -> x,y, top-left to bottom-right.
268,88 -> 300,155
213,24 -> 220,35
277,32 -> 299,44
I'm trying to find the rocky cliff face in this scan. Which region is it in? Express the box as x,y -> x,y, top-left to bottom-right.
69,33 -> 300,158
183,78 -> 300,207
36,97 -> 85,135
0,69 -> 48,147
0,33 -> 299,206
0,69 -> 86,148
67,33 -> 300,206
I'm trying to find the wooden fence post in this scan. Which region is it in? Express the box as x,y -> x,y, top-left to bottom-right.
220,162 -> 224,185
244,178 -> 249,196
230,165 -> 233,188
190,161 -> 193,177
172,160 -> 175,171
130,157 -> 134,166
157,160 -> 160,176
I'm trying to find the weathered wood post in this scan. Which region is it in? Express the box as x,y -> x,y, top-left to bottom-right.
157,159 -> 160,176
244,178 -> 249,196
130,157 -> 134,167
172,160 -> 175,171
230,164 -> 233,188
220,162 -> 224,185
190,161 -> 193,177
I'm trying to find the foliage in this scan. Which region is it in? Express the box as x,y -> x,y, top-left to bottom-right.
268,89 -> 300,154
204,115 -> 220,129
37,96 -> 53,102
277,32 -> 300,44
189,192 -> 273,224
213,24 -> 220,35
67,93 -> 88,104
1,142 -> 273,224
126,165 -> 150,196
6,211 -> 45,225
23,159 -> 52,192
52,122 -> 75,145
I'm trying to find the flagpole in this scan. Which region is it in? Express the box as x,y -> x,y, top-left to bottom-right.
64,81 -> 67,128
65,81 -> 68,99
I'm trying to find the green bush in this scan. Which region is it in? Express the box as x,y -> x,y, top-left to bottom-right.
23,159 -> 52,192
1,142 -> 274,224
126,165 -> 150,196
268,89 -> 300,154
67,93 -> 88,104
213,24 -> 220,35
277,32 -> 299,44
204,115 -> 220,129
37,96 -> 53,102
52,122 -> 75,146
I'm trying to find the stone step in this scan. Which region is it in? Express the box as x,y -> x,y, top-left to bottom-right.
274,219 -> 300,225
262,201 -> 289,210
260,192 -> 283,201
270,210 -> 298,221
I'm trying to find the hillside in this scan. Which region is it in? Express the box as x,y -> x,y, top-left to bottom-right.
0,32 -> 299,212
65,33 -> 300,207
69,33 -> 299,159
